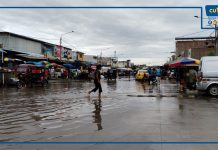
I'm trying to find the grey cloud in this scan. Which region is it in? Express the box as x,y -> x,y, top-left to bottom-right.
0,0 -> 217,65
0,0 -> 216,6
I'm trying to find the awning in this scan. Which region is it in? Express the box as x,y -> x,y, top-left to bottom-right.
63,64 -> 76,69
0,49 -> 7,53
17,52 -> 46,60
26,61 -> 44,67
4,57 -> 23,62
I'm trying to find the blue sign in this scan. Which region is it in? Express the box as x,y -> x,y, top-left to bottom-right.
205,5 -> 218,16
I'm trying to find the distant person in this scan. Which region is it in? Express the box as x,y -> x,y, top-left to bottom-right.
184,70 -> 190,90
113,69 -> 117,80
107,69 -> 111,80
150,68 -> 157,84
88,65 -> 102,98
188,69 -> 197,90
156,67 -> 161,84
178,68 -> 185,92
77,69 -> 81,76
147,67 -> 152,84
63,69 -> 68,79
143,72 -> 147,81
128,70 -> 131,81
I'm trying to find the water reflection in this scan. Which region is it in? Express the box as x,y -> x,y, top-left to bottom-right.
135,82 -> 146,93
179,104 -> 184,111
148,84 -> 155,93
106,80 -> 117,91
0,79 -> 198,143
92,99 -> 103,131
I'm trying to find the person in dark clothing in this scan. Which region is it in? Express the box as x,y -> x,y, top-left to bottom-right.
147,67 -> 152,85
107,69 -> 111,80
88,65 -> 102,98
150,68 -> 157,84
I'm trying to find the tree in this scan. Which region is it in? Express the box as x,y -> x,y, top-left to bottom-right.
207,51 -> 215,56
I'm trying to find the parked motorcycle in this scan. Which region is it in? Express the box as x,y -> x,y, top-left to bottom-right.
7,78 -> 24,89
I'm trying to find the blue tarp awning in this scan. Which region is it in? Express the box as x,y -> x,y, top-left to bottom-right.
26,61 -> 44,67
63,64 -> 76,69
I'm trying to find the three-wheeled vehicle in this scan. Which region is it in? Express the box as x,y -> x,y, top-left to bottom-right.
16,64 -> 48,88
105,69 -> 117,80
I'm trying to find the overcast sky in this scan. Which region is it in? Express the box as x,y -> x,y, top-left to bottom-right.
0,0 -> 217,65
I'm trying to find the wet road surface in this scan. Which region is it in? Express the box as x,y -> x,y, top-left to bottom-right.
1,78 -> 218,150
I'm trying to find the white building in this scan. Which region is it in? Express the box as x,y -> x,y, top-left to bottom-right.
117,60 -> 131,68
84,55 -> 98,64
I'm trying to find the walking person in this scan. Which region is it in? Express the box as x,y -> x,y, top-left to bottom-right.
184,70 -> 190,91
128,70 -> 131,81
156,67 -> 161,84
188,69 -> 197,90
88,65 -> 102,98
178,68 -> 185,92
147,67 -> 152,85
151,68 -> 157,84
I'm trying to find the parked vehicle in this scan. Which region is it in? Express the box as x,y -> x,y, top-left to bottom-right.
135,70 -> 149,81
16,64 -> 48,87
7,77 -> 22,88
101,66 -> 111,74
117,68 -> 132,77
197,56 -> 218,96
104,69 -> 117,80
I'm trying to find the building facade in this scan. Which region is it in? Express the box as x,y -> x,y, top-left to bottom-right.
0,32 -> 74,61
175,37 -> 216,59
84,55 -> 98,64
117,60 -> 131,68
97,56 -> 112,66
0,32 -> 42,54
77,51 -> 85,61
71,51 -> 85,62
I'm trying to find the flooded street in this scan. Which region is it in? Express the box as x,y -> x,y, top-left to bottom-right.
1,78 -> 218,150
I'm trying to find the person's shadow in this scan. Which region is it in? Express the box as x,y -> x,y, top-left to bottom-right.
92,98 -> 103,131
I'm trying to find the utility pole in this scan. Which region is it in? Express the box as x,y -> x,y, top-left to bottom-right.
215,24 -> 218,56
59,31 -> 74,61
59,36 -> 62,60
0,44 -> 4,86
100,50 -> 102,65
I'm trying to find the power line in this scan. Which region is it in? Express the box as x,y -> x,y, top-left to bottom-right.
177,29 -> 210,38
61,40 -> 77,49
208,30 -> 215,38
28,36 -> 59,40
62,39 -> 75,46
